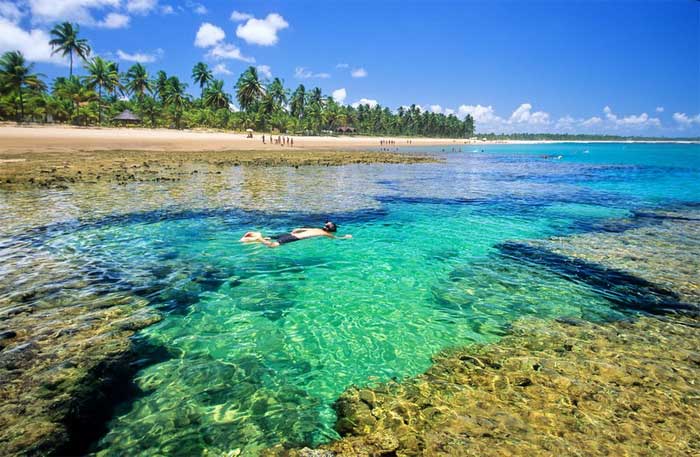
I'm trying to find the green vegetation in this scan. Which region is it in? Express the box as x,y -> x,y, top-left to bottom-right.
0,22 -> 474,137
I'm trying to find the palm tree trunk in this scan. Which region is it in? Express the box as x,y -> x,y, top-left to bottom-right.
98,86 -> 102,125
69,51 -> 73,78
18,88 -> 23,123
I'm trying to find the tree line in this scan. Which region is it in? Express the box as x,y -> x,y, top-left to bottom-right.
0,22 -> 475,138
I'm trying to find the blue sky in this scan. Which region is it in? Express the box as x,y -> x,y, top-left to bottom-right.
1,0 -> 699,136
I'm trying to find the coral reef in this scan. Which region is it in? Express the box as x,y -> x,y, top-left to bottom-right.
268,208 -> 700,457
266,315 -> 699,457
0,149 -> 437,189
0,249 -> 161,455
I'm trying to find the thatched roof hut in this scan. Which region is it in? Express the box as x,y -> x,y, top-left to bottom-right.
112,109 -> 141,124
336,126 -> 356,134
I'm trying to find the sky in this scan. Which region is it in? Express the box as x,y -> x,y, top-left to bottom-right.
1,0 -> 699,136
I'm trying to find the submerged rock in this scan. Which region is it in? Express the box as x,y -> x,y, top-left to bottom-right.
308,315 -> 700,457
0,247 -> 162,456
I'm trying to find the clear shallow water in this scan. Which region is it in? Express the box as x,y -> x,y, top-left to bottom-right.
1,143 -> 698,455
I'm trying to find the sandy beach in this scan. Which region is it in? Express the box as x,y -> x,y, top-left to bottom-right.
0,124 -> 466,154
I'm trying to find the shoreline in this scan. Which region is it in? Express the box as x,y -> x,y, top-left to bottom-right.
0,125 -> 697,156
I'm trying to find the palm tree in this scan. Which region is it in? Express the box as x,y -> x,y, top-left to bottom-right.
290,84 -> 306,119
267,77 -> 287,109
154,70 -> 168,101
49,22 -> 91,78
203,79 -> 231,110
0,51 -> 46,122
137,95 -> 160,128
192,62 -> 213,98
308,87 -> 324,108
83,57 -> 121,124
163,76 -> 188,128
235,66 -> 264,112
53,75 -> 96,125
125,63 -> 151,100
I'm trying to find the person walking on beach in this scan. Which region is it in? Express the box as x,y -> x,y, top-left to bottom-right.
239,221 -> 352,248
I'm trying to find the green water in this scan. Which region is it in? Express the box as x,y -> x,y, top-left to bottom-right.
1,143 -> 698,455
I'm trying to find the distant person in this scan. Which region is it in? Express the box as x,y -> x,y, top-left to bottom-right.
239,221 -> 352,248
262,134 -> 266,144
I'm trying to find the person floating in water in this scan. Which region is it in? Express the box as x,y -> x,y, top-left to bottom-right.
239,221 -> 352,248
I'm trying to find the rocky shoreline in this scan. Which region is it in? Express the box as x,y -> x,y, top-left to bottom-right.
267,314 -> 699,457
0,149 -> 438,189
0,246 -> 162,455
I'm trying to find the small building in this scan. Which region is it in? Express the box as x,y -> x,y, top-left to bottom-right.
112,109 -> 141,125
336,126 -> 356,134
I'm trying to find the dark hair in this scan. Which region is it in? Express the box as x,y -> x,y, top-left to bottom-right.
323,221 -> 337,232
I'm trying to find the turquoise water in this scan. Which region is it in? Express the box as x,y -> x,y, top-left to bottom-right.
2,143 -> 699,455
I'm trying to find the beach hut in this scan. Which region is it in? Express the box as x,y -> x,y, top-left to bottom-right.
112,109 -> 141,125
336,126 -> 356,134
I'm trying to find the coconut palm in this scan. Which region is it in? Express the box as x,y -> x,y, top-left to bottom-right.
163,76 -> 188,128
290,84 -> 306,119
308,87 -> 324,108
125,63 -> 151,100
192,62 -> 213,98
83,57 -> 121,124
235,66 -> 264,112
0,51 -> 46,122
203,79 -> 231,110
53,75 -> 96,125
154,70 -> 169,101
267,77 -> 287,109
137,95 -> 160,128
49,22 -> 91,78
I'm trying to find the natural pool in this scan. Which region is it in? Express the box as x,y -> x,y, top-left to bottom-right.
1,143 -> 698,455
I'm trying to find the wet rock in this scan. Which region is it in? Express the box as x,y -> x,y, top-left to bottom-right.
0,341 -> 38,369
313,315 -> 700,457
0,330 -> 17,340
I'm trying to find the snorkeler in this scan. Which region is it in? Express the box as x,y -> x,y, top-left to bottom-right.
239,221 -> 352,248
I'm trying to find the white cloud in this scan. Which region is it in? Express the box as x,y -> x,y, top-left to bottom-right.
26,0 -> 120,25
603,106 -> 660,128
213,63 -> 232,75
257,64 -> 272,78
294,67 -> 330,79
351,67 -> 367,78
189,2 -> 206,15
429,104 -> 442,114
457,104 -> 502,124
230,10 -> 252,21
195,22 -> 225,47
97,12 -> 130,28
509,103 -> 550,125
0,1 -> 24,23
235,13 -> 288,46
117,48 -> 162,63
0,17 -> 64,64
160,4 -> 174,14
194,21 -> 254,62
332,88 -> 347,104
126,0 -> 157,14
444,108 -> 455,116
554,115 -> 577,131
581,116 -> 602,127
672,112 -> 700,127
351,98 -> 378,108
207,43 -> 254,62
336,63 -> 349,69
656,106 -> 664,113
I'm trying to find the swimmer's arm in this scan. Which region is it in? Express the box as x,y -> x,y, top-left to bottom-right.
325,233 -> 352,239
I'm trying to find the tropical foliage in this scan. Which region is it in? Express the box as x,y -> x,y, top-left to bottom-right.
0,26 -> 475,137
